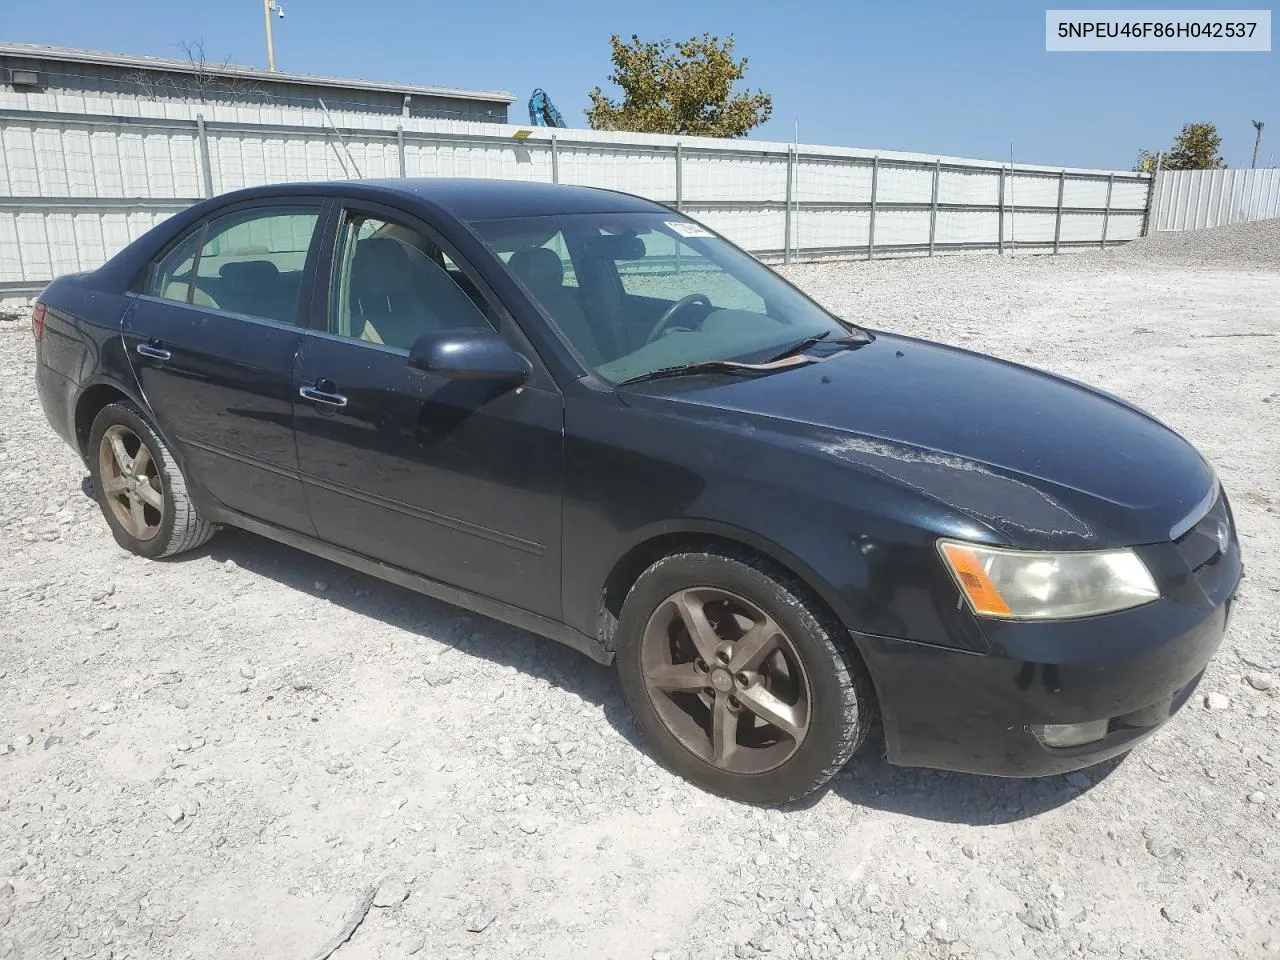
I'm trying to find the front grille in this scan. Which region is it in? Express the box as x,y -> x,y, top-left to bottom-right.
1174,492 -> 1230,573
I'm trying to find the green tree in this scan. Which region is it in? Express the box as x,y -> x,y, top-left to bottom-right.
586,33 -> 773,138
1136,123 -> 1227,171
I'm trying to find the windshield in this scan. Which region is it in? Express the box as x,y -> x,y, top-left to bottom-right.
469,212 -> 855,383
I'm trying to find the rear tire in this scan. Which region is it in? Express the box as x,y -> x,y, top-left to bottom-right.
616,548 -> 875,805
87,401 -> 216,559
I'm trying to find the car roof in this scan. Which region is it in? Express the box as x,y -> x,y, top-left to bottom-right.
215,178 -> 669,222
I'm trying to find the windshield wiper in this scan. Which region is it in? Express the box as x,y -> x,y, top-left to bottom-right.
616,354 -> 816,386
762,329 -> 871,364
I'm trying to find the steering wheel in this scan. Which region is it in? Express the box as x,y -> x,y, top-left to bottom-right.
645,294 -> 713,344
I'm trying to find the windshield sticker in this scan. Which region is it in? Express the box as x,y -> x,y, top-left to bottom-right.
665,220 -> 713,238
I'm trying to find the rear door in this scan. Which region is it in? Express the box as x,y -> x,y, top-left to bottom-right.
292,202 -> 564,618
123,199 -> 327,533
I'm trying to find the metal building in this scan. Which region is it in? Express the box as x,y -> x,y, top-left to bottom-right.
0,42 -> 513,123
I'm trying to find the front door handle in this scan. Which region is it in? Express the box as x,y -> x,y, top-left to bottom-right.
135,341 -> 171,361
299,384 -> 349,408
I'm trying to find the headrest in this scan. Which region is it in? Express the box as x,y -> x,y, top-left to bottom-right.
218,260 -> 281,287
350,237 -> 416,296
508,247 -> 564,296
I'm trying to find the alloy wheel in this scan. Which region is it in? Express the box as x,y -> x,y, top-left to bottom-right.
98,424 -> 164,541
639,587 -> 812,775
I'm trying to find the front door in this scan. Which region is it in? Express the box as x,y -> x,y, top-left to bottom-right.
123,201 -> 325,533
292,207 -> 564,619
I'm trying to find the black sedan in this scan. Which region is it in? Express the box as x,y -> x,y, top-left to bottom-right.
33,178 -> 1240,804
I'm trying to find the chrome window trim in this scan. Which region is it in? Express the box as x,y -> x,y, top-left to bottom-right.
130,293 -> 304,333
302,327 -> 411,358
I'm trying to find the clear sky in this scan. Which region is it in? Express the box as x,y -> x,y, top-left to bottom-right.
5,0 -> 1276,169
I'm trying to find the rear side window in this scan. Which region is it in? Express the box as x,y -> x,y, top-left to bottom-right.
147,206 -> 321,326
195,208 -> 320,324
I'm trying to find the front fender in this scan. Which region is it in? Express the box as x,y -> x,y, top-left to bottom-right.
562,394 -> 992,655
602,515 -> 863,639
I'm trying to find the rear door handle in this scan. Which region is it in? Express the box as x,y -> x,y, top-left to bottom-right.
299,384 -> 349,408
135,341 -> 171,361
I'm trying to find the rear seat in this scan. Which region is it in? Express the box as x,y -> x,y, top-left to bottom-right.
215,260 -> 301,325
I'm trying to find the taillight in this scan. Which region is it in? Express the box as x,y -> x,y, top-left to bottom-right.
31,302 -> 47,342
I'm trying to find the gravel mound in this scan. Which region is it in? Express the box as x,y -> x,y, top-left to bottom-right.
1104,217 -> 1280,270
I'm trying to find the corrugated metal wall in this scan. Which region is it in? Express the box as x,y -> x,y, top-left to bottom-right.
0,95 -> 1154,297
0,50 -> 511,123
1150,168 -> 1280,232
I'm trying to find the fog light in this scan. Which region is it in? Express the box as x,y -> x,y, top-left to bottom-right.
1035,720 -> 1108,748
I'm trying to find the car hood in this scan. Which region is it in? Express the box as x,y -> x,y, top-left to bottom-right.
624,332 -> 1215,549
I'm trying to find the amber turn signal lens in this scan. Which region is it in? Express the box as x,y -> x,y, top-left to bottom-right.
937,539 -> 1159,620
939,542 -> 1012,616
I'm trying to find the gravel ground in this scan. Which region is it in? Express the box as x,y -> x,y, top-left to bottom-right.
2,223 -> 1280,960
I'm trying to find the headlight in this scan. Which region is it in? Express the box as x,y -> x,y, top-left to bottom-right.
937,539 -> 1159,620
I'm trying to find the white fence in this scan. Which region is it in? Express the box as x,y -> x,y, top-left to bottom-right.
0,96 -> 1154,298
1149,167 -> 1280,232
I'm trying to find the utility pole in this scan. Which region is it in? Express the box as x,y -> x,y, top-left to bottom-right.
263,0 -> 279,72
1251,120 -> 1264,169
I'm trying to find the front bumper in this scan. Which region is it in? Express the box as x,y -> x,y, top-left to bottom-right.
854,521 -> 1241,778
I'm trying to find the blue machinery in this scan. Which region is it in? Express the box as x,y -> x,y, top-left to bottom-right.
528,89 -> 566,128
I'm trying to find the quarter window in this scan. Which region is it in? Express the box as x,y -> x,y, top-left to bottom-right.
148,230 -> 203,305
330,214 -> 493,351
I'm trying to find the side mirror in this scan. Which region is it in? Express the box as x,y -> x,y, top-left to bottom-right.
407,329 -> 531,383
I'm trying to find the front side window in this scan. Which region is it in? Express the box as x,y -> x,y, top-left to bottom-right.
470,212 -> 852,383
330,213 -> 493,351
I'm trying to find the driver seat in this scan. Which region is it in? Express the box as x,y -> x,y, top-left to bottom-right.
347,237 -> 436,349
508,247 -> 608,366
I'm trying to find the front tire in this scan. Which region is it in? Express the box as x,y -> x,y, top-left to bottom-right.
87,401 -> 216,559
616,548 -> 875,805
